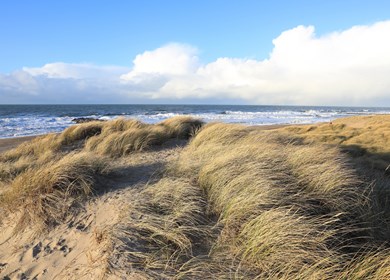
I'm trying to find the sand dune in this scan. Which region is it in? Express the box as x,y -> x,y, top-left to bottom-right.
1,116 -> 390,279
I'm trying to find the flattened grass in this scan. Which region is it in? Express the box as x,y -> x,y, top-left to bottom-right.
0,116 -> 204,235
0,152 -> 109,231
165,122 -> 388,278
108,178 -> 210,278
282,115 -> 390,171
2,116 -> 390,278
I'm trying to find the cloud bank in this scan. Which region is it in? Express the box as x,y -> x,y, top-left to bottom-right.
2,21 -> 390,105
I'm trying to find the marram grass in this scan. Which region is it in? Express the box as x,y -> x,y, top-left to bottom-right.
0,152 -> 109,231
1,116 -> 390,279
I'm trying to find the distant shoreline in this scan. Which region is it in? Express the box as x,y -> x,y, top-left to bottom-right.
1,104 -> 385,138
0,135 -> 38,153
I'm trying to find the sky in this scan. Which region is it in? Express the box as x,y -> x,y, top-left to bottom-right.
1,0 -> 390,106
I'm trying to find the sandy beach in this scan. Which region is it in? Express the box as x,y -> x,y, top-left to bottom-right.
1,116 -> 390,279
0,135 -> 38,154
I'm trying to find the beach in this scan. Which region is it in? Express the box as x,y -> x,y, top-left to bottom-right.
1,104 -> 389,139
0,135 -> 37,153
1,115 -> 390,279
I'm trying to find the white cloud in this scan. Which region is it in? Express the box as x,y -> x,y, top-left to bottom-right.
134,21 -> 390,105
121,43 -> 199,79
2,21 -> 390,105
23,62 -> 129,80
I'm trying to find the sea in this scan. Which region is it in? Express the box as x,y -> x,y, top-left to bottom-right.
0,104 -> 390,138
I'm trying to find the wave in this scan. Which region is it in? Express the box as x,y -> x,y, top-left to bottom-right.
1,106 -> 389,138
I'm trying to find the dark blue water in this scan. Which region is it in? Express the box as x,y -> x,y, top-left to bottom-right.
0,104 -> 389,138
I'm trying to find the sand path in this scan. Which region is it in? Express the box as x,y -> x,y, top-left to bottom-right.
0,140 -> 186,280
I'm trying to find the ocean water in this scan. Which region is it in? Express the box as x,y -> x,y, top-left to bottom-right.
0,104 -> 389,138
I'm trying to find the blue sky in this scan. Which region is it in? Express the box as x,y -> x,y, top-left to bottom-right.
1,0 -> 390,105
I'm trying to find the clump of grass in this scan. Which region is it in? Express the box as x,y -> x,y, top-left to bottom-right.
0,155 -> 35,182
86,126 -> 166,157
170,123 -> 251,176
86,116 -> 203,157
158,116 -> 204,139
0,134 -> 61,181
0,121 -> 106,182
108,178 -> 210,278
0,134 -> 60,162
101,117 -> 147,134
236,208 -> 340,279
190,122 -> 250,148
0,152 -> 109,231
285,145 -> 363,211
59,121 -> 104,145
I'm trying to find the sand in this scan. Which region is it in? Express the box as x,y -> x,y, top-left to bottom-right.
0,122 -> 350,279
0,116 -> 390,280
0,137 -> 186,279
0,136 -> 38,154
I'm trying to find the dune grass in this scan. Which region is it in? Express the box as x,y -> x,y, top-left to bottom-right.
0,152 -> 109,231
107,178 -> 211,278
0,116 -> 203,180
0,116 -> 204,233
0,134 -> 61,182
282,115 -> 390,171
59,121 -> 104,146
87,120 -> 388,279
2,116 -> 390,278
86,116 -> 203,157
162,122 -> 389,278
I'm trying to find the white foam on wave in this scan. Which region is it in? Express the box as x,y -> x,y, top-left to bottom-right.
0,116 -> 74,138
1,108 -> 389,138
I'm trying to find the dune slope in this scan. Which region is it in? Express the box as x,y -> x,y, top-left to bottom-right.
1,115 -> 390,279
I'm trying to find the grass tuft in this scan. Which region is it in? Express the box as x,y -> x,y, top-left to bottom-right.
108,178 -> 210,278
86,116 -> 204,157
0,152 -> 108,231
59,121 -> 104,145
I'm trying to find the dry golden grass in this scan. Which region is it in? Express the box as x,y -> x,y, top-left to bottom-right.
0,134 -> 61,181
2,116 -> 390,279
157,116 -> 204,139
164,121 -> 390,279
102,117 -> 147,134
86,126 -> 169,157
338,249 -> 390,279
83,120 -> 374,278
107,178 -> 211,278
0,152 -> 109,231
86,116 -> 203,157
59,121 -> 104,145
282,115 -> 390,171
0,133 -> 59,161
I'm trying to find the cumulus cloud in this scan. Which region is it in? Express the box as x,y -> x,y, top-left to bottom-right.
2,21 -> 390,105
122,43 -> 199,78
0,63 -> 133,103
127,21 -> 390,105
23,62 -> 129,80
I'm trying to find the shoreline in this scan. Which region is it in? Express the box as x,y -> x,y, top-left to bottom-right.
1,115 -> 390,278
0,135 -> 38,154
